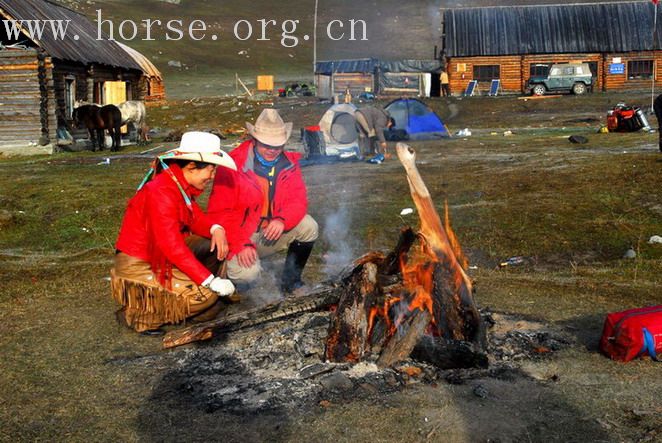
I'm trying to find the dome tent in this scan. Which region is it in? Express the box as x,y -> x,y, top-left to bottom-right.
317,103 -> 361,158
384,98 -> 449,140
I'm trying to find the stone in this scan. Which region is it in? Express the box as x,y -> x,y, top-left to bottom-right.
319,371 -> 354,391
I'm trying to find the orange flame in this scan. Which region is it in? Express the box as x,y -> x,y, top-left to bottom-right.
367,202 -> 470,344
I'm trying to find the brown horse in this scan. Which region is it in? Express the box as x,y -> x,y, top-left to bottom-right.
72,104 -> 122,151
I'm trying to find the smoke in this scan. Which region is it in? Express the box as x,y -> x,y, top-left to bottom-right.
236,260 -> 284,308
322,205 -> 356,279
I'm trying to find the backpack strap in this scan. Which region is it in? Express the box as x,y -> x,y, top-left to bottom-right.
643,328 -> 660,362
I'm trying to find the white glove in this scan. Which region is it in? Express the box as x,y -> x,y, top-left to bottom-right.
206,277 -> 235,296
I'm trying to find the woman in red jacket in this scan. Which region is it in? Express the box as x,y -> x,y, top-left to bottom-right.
208,109 -> 318,294
112,132 -> 237,335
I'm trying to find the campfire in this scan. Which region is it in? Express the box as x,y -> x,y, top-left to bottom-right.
324,143 -> 485,369
164,143 -> 485,370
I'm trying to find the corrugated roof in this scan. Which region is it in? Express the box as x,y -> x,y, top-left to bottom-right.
116,42 -> 162,80
444,1 -> 662,57
315,58 -> 442,74
0,0 -> 141,70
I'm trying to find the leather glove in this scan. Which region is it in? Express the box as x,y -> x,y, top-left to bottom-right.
206,277 -> 235,296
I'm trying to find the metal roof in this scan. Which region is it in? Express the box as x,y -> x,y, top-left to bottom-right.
444,1 -> 662,57
315,58 -> 442,74
0,0 -> 141,70
116,42 -> 162,80
315,58 -> 378,75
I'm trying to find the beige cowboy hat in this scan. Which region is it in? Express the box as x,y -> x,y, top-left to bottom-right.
246,108 -> 293,147
160,131 -> 236,170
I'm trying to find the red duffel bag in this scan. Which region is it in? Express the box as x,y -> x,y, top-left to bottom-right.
600,305 -> 662,362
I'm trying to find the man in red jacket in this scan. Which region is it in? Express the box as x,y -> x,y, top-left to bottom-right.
208,109 -> 318,294
112,132 -> 237,334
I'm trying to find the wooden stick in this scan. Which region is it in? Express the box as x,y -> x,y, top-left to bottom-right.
162,286 -> 338,349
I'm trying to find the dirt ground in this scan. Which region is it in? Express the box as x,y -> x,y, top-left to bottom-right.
0,91 -> 661,442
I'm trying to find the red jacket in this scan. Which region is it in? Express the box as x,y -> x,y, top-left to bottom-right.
207,140 -> 308,258
116,164 -> 214,286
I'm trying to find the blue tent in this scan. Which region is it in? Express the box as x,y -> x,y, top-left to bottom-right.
384,98 -> 449,140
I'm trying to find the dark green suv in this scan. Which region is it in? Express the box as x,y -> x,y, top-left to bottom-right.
527,63 -> 593,96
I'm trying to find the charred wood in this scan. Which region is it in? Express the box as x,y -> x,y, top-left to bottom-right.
411,336 -> 488,370
325,262 -> 381,362
377,309 -> 432,368
162,286 -> 339,349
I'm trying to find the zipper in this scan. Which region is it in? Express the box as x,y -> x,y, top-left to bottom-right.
610,307 -> 662,341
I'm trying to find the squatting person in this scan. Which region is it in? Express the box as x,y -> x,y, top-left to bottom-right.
111,132 -> 237,335
207,108 -> 318,295
355,105 -> 394,164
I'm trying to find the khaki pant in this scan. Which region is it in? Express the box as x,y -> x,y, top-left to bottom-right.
111,250 -> 218,332
226,214 -> 318,284
355,111 -> 378,156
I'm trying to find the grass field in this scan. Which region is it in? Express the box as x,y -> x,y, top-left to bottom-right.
1,91 -> 661,441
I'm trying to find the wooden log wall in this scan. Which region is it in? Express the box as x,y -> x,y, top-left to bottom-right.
0,49 -> 51,146
601,51 -> 662,92
447,51 -> 662,94
332,72 -> 374,96
143,78 -> 166,102
447,55 -> 521,95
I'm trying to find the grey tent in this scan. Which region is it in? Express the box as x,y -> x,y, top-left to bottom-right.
317,103 -> 361,158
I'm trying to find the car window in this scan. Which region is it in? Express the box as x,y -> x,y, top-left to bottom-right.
576,67 -> 584,74
550,68 -> 561,76
563,67 -> 574,75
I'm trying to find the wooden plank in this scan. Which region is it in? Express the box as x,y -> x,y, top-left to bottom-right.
517,95 -> 563,100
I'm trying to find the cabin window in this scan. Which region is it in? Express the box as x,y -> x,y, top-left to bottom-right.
627,60 -> 653,80
530,64 -> 550,77
473,65 -> 500,82
64,77 -> 75,119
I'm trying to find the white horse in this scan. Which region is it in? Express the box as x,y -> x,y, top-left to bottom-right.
117,100 -> 150,142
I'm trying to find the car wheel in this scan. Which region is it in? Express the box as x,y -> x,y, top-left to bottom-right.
572,83 -> 587,95
532,84 -> 546,96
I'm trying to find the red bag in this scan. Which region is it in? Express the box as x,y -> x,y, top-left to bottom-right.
600,305 -> 662,362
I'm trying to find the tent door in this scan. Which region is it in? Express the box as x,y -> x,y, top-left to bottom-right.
429,73 -> 441,97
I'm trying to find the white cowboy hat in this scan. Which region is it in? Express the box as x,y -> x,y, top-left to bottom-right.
246,108 -> 293,147
160,131 -> 236,170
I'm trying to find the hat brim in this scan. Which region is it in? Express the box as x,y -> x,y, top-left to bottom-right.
161,151 -> 237,171
246,122 -> 293,147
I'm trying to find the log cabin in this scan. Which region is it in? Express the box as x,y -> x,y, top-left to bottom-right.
442,2 -> 662,96
0,0 -> 162,154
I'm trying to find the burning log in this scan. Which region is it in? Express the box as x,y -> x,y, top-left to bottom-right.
395,142 -> 481,342
324,262 -> 380,362
377,309 -> 431,368
325,143 -> 484,368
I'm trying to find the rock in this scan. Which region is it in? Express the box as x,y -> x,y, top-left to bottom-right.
168,60 -> 182,68
623,248 -> 636,259
648,235 -> 662,244
319,372 -> 354,391
299,363 -> 334,380
568,135 -> 588,144
473,384 -> 489,398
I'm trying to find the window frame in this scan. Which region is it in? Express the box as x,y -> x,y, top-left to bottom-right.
472,64 -> 500,82
627,60 -> 654,80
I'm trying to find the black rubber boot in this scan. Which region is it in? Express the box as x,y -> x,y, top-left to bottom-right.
281,241 -> 315,294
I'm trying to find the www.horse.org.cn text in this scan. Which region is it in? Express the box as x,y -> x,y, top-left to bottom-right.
1,10 -> 369,48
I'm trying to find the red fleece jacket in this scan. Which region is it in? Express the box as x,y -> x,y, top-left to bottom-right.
207,140 -> 308,258
115,164 -> 214,285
